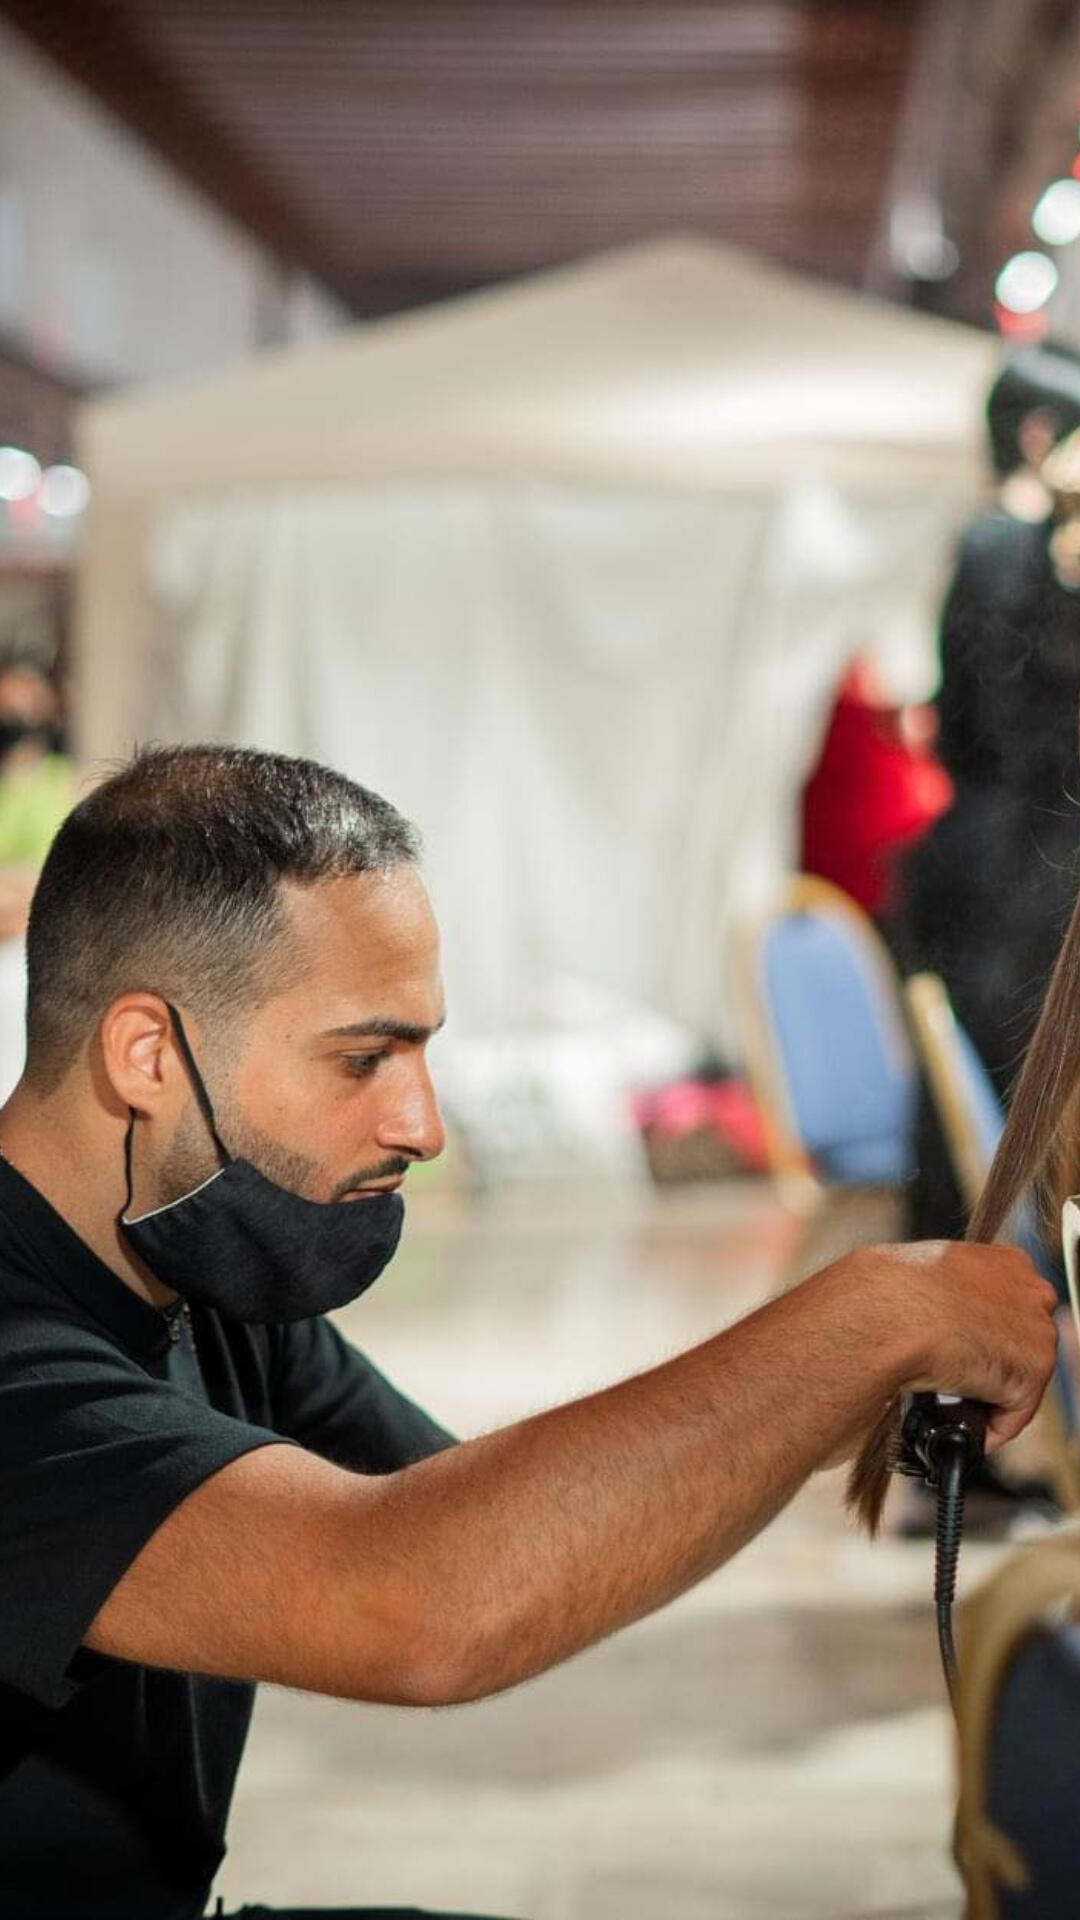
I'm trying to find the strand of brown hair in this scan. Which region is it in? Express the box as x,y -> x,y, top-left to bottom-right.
846,829 -> 1080,1534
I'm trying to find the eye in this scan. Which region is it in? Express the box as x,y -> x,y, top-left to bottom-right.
342,1052 -> 385,1079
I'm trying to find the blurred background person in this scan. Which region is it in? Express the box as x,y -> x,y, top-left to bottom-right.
893,350 -> 1080,1244
987,341 -> 1080,523
0,650 -> 72,1099
801,652 -> 952,921
0,652 -> 73,935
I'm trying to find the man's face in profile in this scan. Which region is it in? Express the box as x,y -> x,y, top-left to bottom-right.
162,865 -> 446,1207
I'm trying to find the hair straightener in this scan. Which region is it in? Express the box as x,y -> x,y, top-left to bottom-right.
904,1200 -> 1080,1709
895,1392 -> 988,1706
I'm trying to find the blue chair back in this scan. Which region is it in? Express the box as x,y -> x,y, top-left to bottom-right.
759,900 -> 916,1185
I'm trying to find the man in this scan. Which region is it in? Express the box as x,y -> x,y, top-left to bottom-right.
0,745 -> 1056,1920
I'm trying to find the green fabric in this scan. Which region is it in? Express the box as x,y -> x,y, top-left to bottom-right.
0,754 -> 74,865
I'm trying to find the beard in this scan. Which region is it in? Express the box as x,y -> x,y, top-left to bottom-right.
156,1098 -> 407,1205
157,1098 -> 322,1203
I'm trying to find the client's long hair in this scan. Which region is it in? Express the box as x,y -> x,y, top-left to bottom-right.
846,839 -> 1080,1533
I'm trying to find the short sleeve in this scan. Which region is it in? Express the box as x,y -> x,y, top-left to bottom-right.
268,1316 -> 455,1472
0,1310 -> 285,1711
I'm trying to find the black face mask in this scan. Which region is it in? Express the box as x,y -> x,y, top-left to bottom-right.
119,1005 -> 404,1324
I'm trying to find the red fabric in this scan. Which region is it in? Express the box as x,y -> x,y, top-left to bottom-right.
801,664 -> 952,914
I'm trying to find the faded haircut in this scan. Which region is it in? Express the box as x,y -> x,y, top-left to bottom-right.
25,744 -> 420,1091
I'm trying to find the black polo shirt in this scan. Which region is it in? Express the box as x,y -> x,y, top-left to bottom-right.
0,1154 -> 453,1920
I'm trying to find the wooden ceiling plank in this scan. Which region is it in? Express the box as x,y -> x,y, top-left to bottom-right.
0,0 -> 359,307
0,0 -> 929,320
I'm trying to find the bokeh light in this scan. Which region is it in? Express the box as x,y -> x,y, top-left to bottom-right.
995,250 -> 1059,314
0,447 -> 42,503
38,464 -> 90,519
1032,178 -> 1080,246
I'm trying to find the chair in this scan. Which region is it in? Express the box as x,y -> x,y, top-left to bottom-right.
903,973 -> 1006,1217
904,972 -> 1080,1512
733,874 -> 917,1195
956,1531 -> 1080,1920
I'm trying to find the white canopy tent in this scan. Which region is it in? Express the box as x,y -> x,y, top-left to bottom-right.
74,237 -> 997,1088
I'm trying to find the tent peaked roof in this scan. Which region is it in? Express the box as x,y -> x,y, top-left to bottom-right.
81,234 -> 998,495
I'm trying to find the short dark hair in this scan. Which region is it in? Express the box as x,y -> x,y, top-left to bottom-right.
25,744 -> 420,1089
986,341 -> 1080,480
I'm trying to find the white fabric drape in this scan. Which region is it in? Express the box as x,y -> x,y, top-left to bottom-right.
143,482 -> 960,1052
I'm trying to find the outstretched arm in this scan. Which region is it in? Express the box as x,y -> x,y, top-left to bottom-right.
86,1240 -> 1056,1706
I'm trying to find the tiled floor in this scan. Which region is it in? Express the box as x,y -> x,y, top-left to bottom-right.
211,1178 -> 997,1920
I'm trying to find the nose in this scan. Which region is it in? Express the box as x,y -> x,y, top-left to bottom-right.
375,1055 -> 446,1164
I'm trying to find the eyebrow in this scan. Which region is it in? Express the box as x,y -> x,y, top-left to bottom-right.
319,1014 -> 447,1045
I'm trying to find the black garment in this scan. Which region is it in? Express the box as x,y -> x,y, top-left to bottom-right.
897,788 -> 1080,1091
0,1154 -> 453,1920
934,511 -> 1080,801
892,510 -> 1080,1238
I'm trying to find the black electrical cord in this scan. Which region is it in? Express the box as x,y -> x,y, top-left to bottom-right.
898,1394 -> 987,1709
932,1430 -> 969,1709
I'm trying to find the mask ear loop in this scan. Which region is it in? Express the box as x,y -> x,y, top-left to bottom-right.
121,1005 -> 231,1225
122,1110 -> 136,1220
164,1002 -> 231,1164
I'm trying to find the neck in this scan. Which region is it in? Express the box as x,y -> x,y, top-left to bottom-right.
0,1078 -> 179,1309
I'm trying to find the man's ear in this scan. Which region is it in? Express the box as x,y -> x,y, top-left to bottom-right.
99,996 -> 183,1118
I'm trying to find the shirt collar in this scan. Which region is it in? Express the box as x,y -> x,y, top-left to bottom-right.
0,1151 -> 173,1356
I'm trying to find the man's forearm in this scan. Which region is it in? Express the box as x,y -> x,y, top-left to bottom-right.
366,1260 -> 917,1703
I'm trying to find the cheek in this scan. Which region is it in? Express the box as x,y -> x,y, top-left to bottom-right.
326,1076 -> 383,1134
231,1046 -> 389,1167
232,1053 -> 347,1144
311,1064 -> 394,1142
310,1081 -> 390,1179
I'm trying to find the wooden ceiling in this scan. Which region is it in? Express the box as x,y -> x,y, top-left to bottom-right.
3,0 -> 1080,326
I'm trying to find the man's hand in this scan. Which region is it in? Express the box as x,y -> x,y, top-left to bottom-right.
834,1239 -> 1059,1450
